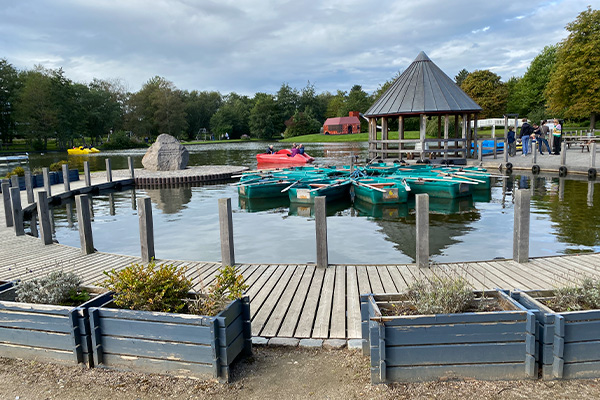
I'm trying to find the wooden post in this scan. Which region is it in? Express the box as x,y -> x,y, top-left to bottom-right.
75,194 -> 95,255
444,115 -> 449,161
381,117 -> 388,159
10,175 -> 19,190
43,167 -> 51,196
138,197 -> 155,263
9,187 -> 24,236
591,142 -> 596,168
25,171 -> 34,204
84,161 -> 91,187
218,198 -> 235,266
588,180 -> 594,207
62,164 -> 70,192
504,141 -> 509,163
2,182 -> 13,227
513,189 -> 530,263
415,194 -> 429,267
315,196 -> 328,268
37,191 -> 53,245
29,214 -> 38,238
105,159 -> 112,182
492,124 -> 496,138
128,156 -> 135,179
350,155 -> 354,174
108,193 -> 115,216
560,142 -> 567,166
419,114 -> 426,161
532,142 -> 537,164
399,116 -> 404,158
478,142 -> 483,162
461,113 -> 468,158
473,114 -> 478,159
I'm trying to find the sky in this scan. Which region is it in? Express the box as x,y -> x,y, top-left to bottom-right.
0,0 -> 593,96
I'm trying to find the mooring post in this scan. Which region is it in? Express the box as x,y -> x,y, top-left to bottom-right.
350,155 -> 354,174
560,142 -> 567,167
591,142 -> 597,168
9,187 -> 24,236
2,181 -> 13,227
588,180 -> 594,207
105,159 -> 112,182
75,194 -> 95,255
415,193 -> 429,267
513,189 -> 530,263
84,161 -> 91,187
25,171 -> 34,204
504,140 -> 509,163
315,196 -> 328,268
218,198 -> 235,267
10,175 -> 19,190
36,191 -> 53,245
493,137 -> 497,159
532,142 -> 537,164
62,164 -> 70,192
138,197 -> 155,263
43,167 -> 51,196
128,156 -> 135,180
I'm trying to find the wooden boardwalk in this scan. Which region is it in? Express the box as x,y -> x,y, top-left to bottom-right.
1,174 -> 600,340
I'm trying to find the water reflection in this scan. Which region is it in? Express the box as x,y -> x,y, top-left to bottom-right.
26,173 -> 600,264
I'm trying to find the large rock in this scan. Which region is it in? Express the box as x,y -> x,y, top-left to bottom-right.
142,134 -> 189,171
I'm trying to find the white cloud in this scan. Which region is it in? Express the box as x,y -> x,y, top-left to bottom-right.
0,0 -> 593,95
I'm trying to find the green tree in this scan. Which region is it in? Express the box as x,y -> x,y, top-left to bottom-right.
276,83 -> 298,121
342,85 -> 372,132
183,90 -> 221,140
461,70 -> 508,118
283,108 -> 321,138
325,90 -> 347,118
150,83 -> 188,139
210,93 -> 251,138
505,76 -> 523,115
0,59 -> 20,145
372,71 -> 402,102
455,69 -> 469,86
249,93 -> 280,139
546,7 -> 600,128
84,79 -> 124,145
15,69 -> 57,150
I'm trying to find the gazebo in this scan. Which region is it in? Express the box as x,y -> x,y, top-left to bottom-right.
364,52 -> 482,163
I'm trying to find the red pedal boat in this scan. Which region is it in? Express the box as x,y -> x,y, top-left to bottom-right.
256,149 -> 314,164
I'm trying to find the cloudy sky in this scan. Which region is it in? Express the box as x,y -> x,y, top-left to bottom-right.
0,0 -> 592,95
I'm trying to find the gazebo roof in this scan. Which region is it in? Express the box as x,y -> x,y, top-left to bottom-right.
365,52 -> 482,117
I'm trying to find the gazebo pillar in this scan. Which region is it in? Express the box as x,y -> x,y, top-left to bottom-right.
381,117 -> 388,159
419,114 -> 427,161
399,116 -> 404,159
368,117 -> 376,159
462,113 -> 468,159
473,114 -> 478,159
444,115 -> 450,161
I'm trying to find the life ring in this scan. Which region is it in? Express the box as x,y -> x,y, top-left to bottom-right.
532,165 -> 540,174
588,168 -> 597,180
559,166 -> 568,177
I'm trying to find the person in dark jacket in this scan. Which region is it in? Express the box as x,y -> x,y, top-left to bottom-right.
266,145 -> 275,154
520,118 -> 533,156
507,127 -> 516,156
298,144 -> 305,155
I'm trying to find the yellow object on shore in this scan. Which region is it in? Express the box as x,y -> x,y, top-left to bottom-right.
67,146 -> 100,155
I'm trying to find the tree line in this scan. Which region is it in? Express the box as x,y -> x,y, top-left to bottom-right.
0,7 -> 597,150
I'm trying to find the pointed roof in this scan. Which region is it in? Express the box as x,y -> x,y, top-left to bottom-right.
365,51 -> 482,117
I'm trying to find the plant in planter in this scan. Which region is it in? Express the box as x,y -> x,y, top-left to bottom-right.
361,276 -> 536,383
91,262 -> 251,382
0,271 -> 110,367
511,278 -> 600,380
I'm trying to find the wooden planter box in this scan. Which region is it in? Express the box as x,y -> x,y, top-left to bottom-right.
0,286 -> 111,367
88,295 -> 252,382
360,290 -> 537,383
511,290 -> 600,380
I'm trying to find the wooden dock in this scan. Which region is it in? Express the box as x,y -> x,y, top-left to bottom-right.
1,173 -> 600,341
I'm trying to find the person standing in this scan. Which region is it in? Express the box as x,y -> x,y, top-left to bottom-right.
552,119 -> 562,155
538,120 -> 551,154
507,126 -> 516,156
520,118 -> 533,156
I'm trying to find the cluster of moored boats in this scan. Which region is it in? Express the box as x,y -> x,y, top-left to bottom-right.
235,162 -> 494,206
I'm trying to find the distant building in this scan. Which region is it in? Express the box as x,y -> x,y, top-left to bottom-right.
323,111 -> 361,135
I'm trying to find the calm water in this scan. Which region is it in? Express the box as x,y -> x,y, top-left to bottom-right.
21,140 -> 600,264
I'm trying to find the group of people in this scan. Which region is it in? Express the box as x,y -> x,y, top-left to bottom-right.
266,143 -> 305,156
507,118 -> 562,157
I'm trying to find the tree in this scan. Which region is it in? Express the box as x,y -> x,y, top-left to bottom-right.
276,83 -> 298,121
325,90 -> 347,118
372,71 -> 402,102
183,90 -> 222,141
0,59 -> 20,145
284,108 -> 321,138
455,69 -> 469,86
249,93 -> 280,139
505,76 -> 523,115
461,70 -> 508,118
86,79 -> 125,144
546,7 -> 600,128
210,93 -> 251,138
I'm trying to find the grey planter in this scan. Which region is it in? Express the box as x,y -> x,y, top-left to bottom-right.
0,286 -> 111,367
89,295 -> 252,382
0,280 -> 13,292
511,290 -> 600,380
361,290 -> 537,383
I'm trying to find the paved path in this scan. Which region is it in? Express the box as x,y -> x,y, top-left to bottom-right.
1,170 -> 600,342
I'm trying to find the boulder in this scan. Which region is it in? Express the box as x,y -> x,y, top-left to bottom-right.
142,134 -> 189,171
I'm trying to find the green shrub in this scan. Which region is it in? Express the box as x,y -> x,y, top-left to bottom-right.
547,278 -> 600,312
101,261 -> 192,313
5,166 -> 25,178
406,276 -> 474,314
49,160 -> 69,172
101,130 -> 147,150
188,265 -> 248,316
16,271 -> 90,306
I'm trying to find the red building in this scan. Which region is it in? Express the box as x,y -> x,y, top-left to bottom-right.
323,111 -> 361,135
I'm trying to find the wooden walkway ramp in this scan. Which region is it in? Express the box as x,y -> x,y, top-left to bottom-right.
1,175 -> 600,340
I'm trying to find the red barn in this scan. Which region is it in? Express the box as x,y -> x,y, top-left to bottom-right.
323,111 -> 361,135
